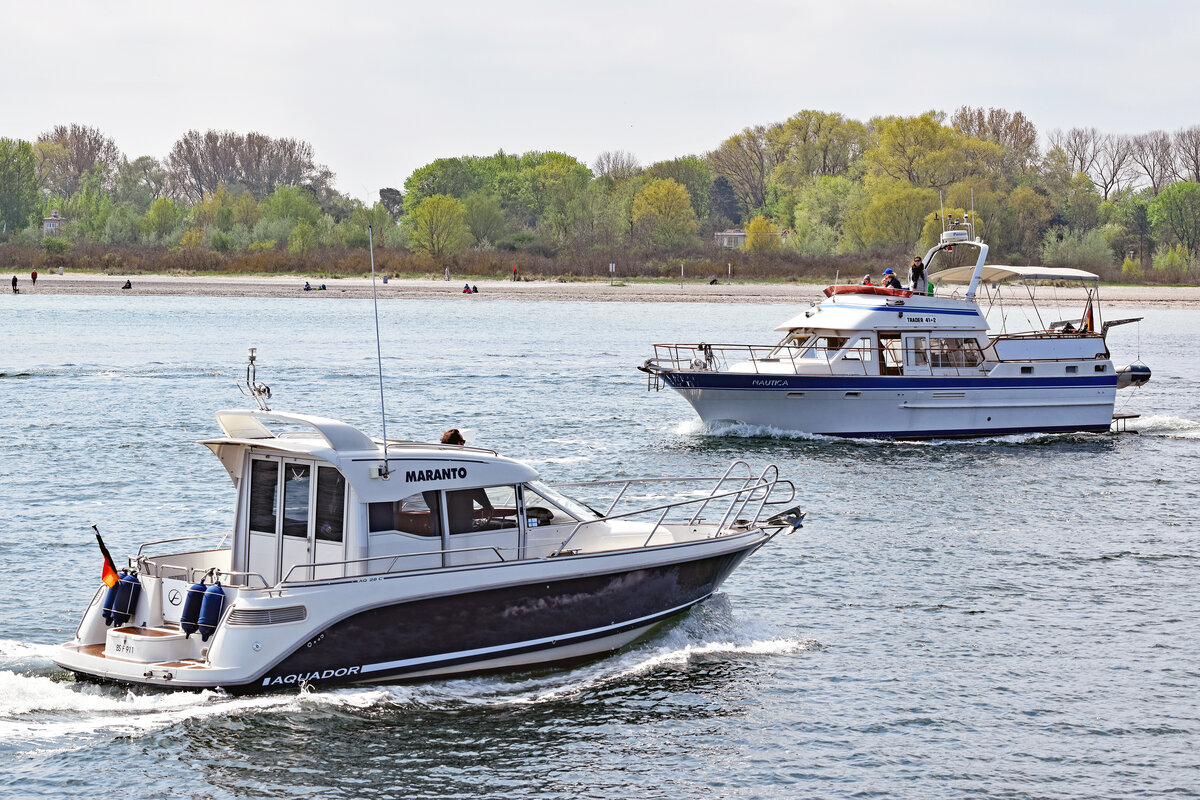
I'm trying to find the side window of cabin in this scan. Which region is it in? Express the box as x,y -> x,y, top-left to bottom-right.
314,466 -> 345,543
369,491 -> 442,538
931,338 -> 983,368
281,464 -> 311,538
445,485 -> 520,535
248,460 -> 279,534
522,486 -> 584,527
839,337 -> 873,361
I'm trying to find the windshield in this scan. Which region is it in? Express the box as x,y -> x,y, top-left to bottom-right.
525,481 -> 602,520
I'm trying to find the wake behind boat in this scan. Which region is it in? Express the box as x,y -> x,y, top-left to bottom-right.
53,352 -> 803,692
641,218 -> 1151,439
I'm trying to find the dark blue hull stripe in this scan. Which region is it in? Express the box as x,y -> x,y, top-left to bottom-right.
813,423 -> 1112,440
828,302 -> 983,317
665,374 -> 1118,391
250,549 -> 749,691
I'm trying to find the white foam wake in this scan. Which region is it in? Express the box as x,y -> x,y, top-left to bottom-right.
0,602 -> 812,745
1126,414 -> 1200,438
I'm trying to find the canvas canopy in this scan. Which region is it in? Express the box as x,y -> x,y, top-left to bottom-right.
928,265 -> 1100,285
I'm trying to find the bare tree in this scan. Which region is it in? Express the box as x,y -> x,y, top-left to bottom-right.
1130,131 -> 1174,194
707,126 -> 774,215
951,106 -> 1039,177
36,123 -> 123,196
167,129 -> 317,202
1173,125 -> 1200,182
1090,134 -> 1136,200
1048,127 -> 1101,176
593,150 -> 641,181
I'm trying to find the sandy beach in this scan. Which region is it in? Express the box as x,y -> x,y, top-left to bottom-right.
7,272 -> 1200,306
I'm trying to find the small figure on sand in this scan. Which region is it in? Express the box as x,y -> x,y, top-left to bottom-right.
512,266 -> 518,282
121,280 -> 132,290
11,276 -> 17,294
472,285 -> 479,293
304,281 -> 312,291
462,283 -> 473,294
30,270 -> 37,287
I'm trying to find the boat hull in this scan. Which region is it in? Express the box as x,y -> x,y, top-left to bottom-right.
55,536 -> 762,692
665,372 -> 1118,439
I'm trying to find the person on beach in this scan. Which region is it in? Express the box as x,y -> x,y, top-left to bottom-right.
304,281 -> 312,291
512,266 -> 518,282
462,283 -> 472,294
30,270 -> 37,287
881,268 -> 902,290
121,280 -> 132,290
471,285 -> 479,293
908,256 -> 927,293
11,276 -> 17,294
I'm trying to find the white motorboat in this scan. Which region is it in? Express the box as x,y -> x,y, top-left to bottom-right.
54,353 -> 803,692
641,219 -> 1150,439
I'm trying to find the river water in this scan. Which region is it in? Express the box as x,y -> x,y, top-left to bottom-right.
0,293 -> 1197,799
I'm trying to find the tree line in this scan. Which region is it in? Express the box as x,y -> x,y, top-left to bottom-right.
2,112 -> 1199,281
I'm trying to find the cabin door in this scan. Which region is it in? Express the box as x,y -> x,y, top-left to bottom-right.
278,462 -> 347,582
245,456 -> 346,586
903,334 -> 931,375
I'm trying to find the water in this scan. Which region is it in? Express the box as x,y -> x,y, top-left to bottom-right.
0,294 -> 1197,799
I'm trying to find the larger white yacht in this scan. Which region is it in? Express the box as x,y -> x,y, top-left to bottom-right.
641,220 -> 1150,439
53,354 -> 803,692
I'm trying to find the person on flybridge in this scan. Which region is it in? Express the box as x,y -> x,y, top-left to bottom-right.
909,256 -> 927,293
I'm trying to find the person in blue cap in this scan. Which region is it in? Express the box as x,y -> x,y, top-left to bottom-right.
881,268 -> 902,290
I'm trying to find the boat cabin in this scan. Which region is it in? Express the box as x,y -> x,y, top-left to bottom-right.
199,410 -> 602,589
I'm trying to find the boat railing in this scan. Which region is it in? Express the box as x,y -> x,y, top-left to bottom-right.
135,532 -> 231,560
549,463 -> 795,557
277,545 -> 511,585
644,341 -> 990,381
263,465 -> 797,586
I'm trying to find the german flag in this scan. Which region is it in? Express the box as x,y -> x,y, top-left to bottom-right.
1081,296 -> 1095,333
94,526 -> 120,588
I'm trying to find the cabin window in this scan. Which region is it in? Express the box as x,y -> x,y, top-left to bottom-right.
1066,365 -> 1078,374
878,334 -> 903,374
369,491 -> 441,538
524,482 -> 600,525
281,464 -> 311,538
796,335 -> 845,359
839,337 -> 873,362
314,466 -> 345,543
1021,366 -> 1034,375
906,336 -> 929,368
930,338 -> 983,368
446,485 -> 520,535
248,459 -> 279,534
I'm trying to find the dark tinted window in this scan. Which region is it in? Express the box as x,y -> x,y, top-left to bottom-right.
282,464 -> 311,538
315,466 -> 345,542
249,460 -> 278,534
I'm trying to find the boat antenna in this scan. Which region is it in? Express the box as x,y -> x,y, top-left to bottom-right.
939,193 -> 946,234
368,225 -> 391,479
237,346 -> 272,411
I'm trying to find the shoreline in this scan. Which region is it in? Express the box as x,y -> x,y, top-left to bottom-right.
6,272 -> 1200,306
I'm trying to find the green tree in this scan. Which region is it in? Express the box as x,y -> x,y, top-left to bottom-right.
408,194 -> 471,258
631,178 -> 698,249
842,182 -> 939,252
103,205 -> 141,245
1149,180 -> 1200,262
768,110 -> 871,188
744,215 -> 781,253
1008,184 -> 1054,259
0,138 -> 39,232
464,191 -> 507,246
645,156 -> 712,223
288,219 -> 317,254
864,112 -> 1002,190
142,197 -> 183,243
263,184 -> 322,225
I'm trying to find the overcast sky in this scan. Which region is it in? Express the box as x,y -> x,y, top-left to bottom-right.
6,0 -> 1199,202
